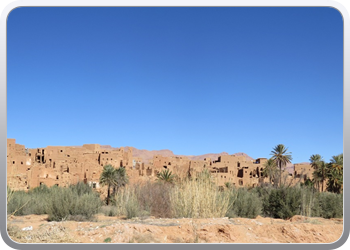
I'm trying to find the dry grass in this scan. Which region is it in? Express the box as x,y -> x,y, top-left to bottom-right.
7,222 -> 78,243
128,232 -> 160,243
170,171 -> 232,218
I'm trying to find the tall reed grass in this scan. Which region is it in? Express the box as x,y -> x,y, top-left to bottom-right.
170,170 -> 232,218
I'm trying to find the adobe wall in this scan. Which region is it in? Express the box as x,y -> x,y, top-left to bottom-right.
7,139 -> 316,192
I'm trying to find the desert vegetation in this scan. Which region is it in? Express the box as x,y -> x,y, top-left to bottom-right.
7,145 -> 343,224
7,172 -> 343,223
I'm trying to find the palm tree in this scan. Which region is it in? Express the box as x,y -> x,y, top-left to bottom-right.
327,167 -> 343,193
312,170 -> 321,191
327,154 -> 343,193
262,158 -> 278,186
317,161 -> 328,192
99,164 -> 117,205
330,153 -> 343,172
157,169 -> 175,183
113,167 -> 129,194
310,154 -> 323,170
309,154 -> 323,191
271,144 -> 292,187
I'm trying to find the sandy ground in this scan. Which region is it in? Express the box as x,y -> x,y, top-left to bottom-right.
6,214 -> 343,244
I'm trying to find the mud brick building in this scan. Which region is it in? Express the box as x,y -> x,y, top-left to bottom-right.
7,139 -> 314,191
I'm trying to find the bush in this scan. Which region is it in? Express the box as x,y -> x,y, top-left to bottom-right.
72,192 -> 101,219
46,184 -> 101,221
135,181 -> 173,218
69,182 -> 94,196
317,192 -> 343,218
263,186 -> 302,219
299,186 -> 319,217
227,188 -> 262,218
7,191 -> 31,216
101,206 -> 119,217
112,186 -> 145,219
46,187 -> 75,221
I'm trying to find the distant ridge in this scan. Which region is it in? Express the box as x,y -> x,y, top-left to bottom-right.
35,144 -> 309,166
100,145 -> 255,163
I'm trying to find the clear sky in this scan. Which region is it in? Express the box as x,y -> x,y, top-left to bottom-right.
7,7 -> 343,163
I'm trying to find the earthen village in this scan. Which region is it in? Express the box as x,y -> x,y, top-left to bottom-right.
7,138 -> 315,192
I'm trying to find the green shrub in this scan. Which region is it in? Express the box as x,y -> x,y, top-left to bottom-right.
7,191 -> 30,216
104,237 -> 112,243
263,186 -> 302,219
72,192 -> 101,219
317,192 -> 343,218
31,184 -> 50,194
69,182 -> 94,196
46,184 -> 101,221
227,188 -> 262,218
46,187 -> 75,221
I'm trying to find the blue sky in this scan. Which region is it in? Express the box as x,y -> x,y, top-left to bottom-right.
7,7 -> 343,163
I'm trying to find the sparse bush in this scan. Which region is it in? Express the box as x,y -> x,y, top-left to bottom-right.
104,237 -> 112,243
101,206 -> 119,217
7,222 -> 76,243
112,186 -> 145,219
135,181 -> 173,218
124,191 -> 141,219
128,233 -> 159,243
300,186 -> 318,217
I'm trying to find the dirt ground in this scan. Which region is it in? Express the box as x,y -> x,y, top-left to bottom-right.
6,214 -> 343,243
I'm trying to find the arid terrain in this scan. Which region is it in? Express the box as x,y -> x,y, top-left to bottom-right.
7,214 -> 343,244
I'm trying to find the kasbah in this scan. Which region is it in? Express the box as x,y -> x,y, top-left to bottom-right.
7,138 -> 316,195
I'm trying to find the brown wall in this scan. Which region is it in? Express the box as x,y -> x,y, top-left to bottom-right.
7,139 -> 316,192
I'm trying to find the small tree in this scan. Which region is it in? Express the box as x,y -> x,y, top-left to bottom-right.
271,144 -> 292,187
99,165 -> 118,205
